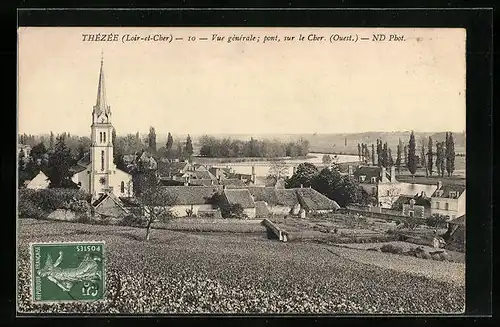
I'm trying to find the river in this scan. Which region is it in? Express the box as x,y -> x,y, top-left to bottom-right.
211,153 -> 360,177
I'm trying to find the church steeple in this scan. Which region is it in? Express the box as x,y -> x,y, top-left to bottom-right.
93,51 -> 110,116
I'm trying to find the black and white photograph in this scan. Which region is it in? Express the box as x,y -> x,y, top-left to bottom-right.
17,26 -> 467,314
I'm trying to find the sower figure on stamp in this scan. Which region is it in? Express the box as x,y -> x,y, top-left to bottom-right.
38,251 -> 102,292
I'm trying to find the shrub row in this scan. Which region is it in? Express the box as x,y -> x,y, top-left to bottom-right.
18,188 -> 91,219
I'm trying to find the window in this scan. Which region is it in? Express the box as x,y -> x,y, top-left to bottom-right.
435,201 -> 440,209
409,210 -> 414,218
371,177 -> 377,183
99,132 -> 102,143
445,202 -> 449,210
103,132 -> 106,143
121,181 -> 125,193
359,176 -> 366,182
101,150 -> 105,171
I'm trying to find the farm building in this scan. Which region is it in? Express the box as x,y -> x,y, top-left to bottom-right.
223,189 -> 256,218
158,186 -> 222,217
25,170 -> 50,190
295,187 -> 341,214
92,192 -> 130,219
430,182 -> 466,221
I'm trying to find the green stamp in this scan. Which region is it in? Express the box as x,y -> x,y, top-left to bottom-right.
30,241 -> 105,303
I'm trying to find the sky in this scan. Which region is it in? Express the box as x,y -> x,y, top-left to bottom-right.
18,27 -> 466,136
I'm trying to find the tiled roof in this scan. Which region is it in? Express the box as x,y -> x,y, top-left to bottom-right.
191,170 -> 216,180
431,184 -> 466,199
92,192 -> 130,214
399,183 -> 438,198
157,161 -> 190,176
69,165 -> 87,173
77,152 -> 91,167
159,186 -> 222,206
223,189 -> 255,208
189,179 -> 216,186
219,179 -> 246,187
295,188 -> 341,211
248,187 -> 298,207
353,166 -> 381,182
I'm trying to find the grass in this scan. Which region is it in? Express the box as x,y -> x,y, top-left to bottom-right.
18,219 -> 465,314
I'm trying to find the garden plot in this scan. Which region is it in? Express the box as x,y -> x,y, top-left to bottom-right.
17,219 -> 464,314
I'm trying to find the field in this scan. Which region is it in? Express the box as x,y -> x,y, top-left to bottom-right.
17,219 -> 465,314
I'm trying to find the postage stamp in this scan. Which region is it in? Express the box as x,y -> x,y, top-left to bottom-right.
30,241 -> 105,303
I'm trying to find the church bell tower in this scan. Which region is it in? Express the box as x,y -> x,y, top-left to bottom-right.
89,53 -> 115,199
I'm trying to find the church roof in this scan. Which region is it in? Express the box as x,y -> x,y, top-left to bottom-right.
93,55 -> 110,116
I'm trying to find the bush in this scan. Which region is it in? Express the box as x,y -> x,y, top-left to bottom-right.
402,217 -> 421,230
380,244 -> 404,254
119,214 -> 146,227
20,188 -> 90,213
18,197 -> 48,219
425,214 -> 448,229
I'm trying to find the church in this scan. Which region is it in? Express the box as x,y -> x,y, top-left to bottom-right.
70,56 -> 133,200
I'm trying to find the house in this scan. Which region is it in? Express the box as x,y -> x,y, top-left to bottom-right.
295,187 -> 341,214
248,187 -> 298,216
248,186 -> 340,217
209,167 -> 234,180
69,56 -> 133,201
394,194 -> 431,218
401,199 -> 425,219
222,189 -> 256,218
156,186 -> 222,217
137,151 -> 158,170
157,161 -> 191,178
25,170 -> 50,190
92,193 -> 130,219
430,182 -> 466,220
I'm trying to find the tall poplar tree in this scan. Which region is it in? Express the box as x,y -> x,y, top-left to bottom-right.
407,131 -> 417,178
427,136 -> 433,176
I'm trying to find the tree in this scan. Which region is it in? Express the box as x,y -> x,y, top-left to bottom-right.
376,139 -> 382,166
363,144 -> 370,164
371,144 -> 375,166
166,132 -> 173,159
322,154 -> 332,165
403,144 -> 408,168
285,162 -> 319,188
209,192 -> 246,218
148,126 -> 157,154
357,143 -> 361,160
446,132 -> 455,177
185,135 -> 194,158
382,142 -> 389,168
112,127 -> 117,147
420,138 -> 427,177
436,141 -> 444,177
427,136 -> 433,176
176,142 -> 183,160
388,148 -> 394,166
49,131 -> 55,150
45,136 -> 74,188
396,139 -> 402,173
311,168 -> 366,207
268,160 -> 289,184
30,142 -> 47,165
407,131 -> 417,178
425,214 -> 448,229
134,171 -> 177,241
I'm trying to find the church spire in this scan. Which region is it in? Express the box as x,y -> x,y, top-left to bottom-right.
94,51 -> 109,116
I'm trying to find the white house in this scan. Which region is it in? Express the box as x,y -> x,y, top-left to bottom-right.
25,171 -> 50,190
430,182 -> 466,220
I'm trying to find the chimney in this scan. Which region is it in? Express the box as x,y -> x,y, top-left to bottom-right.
437,180 -> 442,190
390,166 -> 396,182
380,167 -> 387,183
251,165 -> 256,175
251,165 -> 256,184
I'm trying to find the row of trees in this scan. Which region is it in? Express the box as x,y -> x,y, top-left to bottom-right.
285,163 -> 370,207
357,131 -> 456,177
198,136 -> 310,158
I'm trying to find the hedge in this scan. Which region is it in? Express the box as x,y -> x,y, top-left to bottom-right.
18,188 -> 91,219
